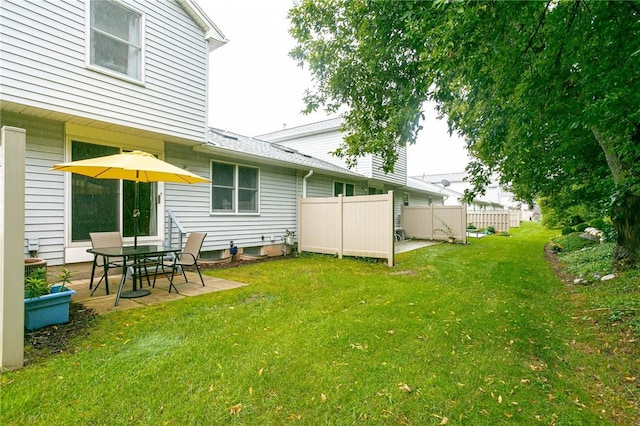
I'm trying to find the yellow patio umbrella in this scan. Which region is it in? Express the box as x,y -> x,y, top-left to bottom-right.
51,150 -> 210,247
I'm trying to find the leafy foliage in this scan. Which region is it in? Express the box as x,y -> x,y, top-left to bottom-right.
24,267 -> 49,299
289,1 -> 640,267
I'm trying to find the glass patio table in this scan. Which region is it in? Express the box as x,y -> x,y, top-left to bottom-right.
87,245 -> 178,306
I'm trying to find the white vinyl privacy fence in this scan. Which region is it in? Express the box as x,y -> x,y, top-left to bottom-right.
466,209 -> 521,232
298,192 -> 395,266
401,205 -> 468,244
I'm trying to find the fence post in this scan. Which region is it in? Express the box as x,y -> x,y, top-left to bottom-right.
387,191 -> 394,267
1,126 -> 26,370
296,196 -> 302,255
337,195 -> 343,259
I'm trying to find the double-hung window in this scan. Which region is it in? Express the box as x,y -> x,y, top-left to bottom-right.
211,161 -> 259,214
88,0 -> 144,82
334,181 -> 354,197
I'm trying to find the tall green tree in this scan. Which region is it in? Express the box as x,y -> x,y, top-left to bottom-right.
290,0 -> 640,269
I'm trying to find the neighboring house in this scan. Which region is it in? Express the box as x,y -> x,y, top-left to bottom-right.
256,119 -> 446,228
412,172 -> 509,209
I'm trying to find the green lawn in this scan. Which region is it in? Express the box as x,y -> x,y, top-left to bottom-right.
2,223 -> 637,425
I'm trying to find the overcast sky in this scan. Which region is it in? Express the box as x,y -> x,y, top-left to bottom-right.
203,0 -> 470,176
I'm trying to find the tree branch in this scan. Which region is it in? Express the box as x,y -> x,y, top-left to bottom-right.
520,0 -> 552,59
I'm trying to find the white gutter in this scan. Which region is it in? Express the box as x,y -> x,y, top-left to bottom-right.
302,170 -> 314,198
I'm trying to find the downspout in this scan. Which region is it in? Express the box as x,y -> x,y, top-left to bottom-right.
302,170 -> 313,198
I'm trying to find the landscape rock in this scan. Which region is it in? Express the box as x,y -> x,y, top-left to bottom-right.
601,273 -> 616,281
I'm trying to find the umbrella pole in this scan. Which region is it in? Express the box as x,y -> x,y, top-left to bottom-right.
134,180 -> 140,248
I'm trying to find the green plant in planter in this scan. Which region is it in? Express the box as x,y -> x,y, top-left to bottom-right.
55,267 -> 73,292
24,266 -> 76,330
24,267 -> 49,299
24,266 -> 74,298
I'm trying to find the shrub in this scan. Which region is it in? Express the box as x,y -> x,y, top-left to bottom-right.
487,226 -> 495,234
575,222 -> 589,232
589,218 -> 606,230
561,226 -> 575,235
551,233 -> 597,252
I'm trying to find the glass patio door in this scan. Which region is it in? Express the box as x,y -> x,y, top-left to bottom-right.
70,141 -> 158,242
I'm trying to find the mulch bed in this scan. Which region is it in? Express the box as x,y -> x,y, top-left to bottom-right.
543,242 -> 575,284
23,302 -> 98,366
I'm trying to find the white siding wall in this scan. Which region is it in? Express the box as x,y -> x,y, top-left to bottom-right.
0,0 -> 209,142
0,112 -> 66,265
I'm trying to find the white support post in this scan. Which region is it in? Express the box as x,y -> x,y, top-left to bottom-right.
0,126 -> 26,371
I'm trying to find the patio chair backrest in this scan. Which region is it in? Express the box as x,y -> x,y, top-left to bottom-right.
90,232 -> 123,266
182,232 -> 206,260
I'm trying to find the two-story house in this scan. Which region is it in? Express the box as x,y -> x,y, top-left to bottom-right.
1,0 -> 229,264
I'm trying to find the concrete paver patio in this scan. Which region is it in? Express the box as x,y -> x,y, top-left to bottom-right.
49,263 -> 247,315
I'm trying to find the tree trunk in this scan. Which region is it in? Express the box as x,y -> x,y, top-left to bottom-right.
610,189 -> 640,271
592,127 -> 640,271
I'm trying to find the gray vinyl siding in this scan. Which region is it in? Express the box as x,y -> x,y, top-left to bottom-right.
1,112 -> 66,265
274,132 -> 350,170
0,0 -> 209,142
371,146 -> 407,186
408,191 -> 444,206
164,144 -> 300,252
275,130 -> 407,185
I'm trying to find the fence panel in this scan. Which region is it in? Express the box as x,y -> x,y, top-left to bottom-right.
298,192 -> 394,266
401,205 -> 467,243
298,197 -> 342,255
509,209 -> 521,228
466,210 -> 512,232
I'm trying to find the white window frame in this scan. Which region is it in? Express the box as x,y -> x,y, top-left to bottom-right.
334,181 -> 355,197
86,0 -> 146,84
210,160 -> 260,215
403,192 -> 410,206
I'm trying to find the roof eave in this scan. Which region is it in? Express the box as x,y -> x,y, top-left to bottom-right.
176,0 -> 229,52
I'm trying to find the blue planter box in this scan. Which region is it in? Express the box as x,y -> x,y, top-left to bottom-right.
24,285 -> 77,331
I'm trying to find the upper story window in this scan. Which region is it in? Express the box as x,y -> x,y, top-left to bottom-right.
211,161 -> 259,214
88,0 -> 144,82
334,181 -> 355,197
